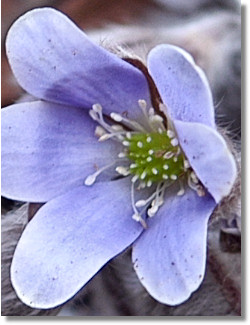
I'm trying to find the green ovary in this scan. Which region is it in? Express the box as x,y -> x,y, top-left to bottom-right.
127,132 -> 185,183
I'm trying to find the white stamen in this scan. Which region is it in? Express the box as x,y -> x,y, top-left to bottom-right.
92,103 -> 102,113
140,171 -> 147,180
171,138 -> 179,147
162,174 -> 169,180
110,112 -> 123,122
122,140 -> 130,147
98,133 -> 113,141
95,126 -> 106,138
177,187 -> 185,196
126,132 -> 132,139
116,166 -> 130,176
184,159 -> 190,169
163,151 -> 174,159
170,174 -> 177,180
118,152 -> 126,158
147,180 -> 153,187
152,168 -> 158,175
167,130 -> 175,138
135,200 -> 147,208
84,174 -> 97,186
190,171 -> 199,184
148,205 -> 159,217
132,175 -> 139,183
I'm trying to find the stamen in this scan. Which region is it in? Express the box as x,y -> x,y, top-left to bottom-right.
170,174 -> 177,180
84,161 -> 118,186
171,138 -> 179,147
122,140 -> 130,147
115,166 -> 130,176
118,152 -> 126,158
163,151 -> 174,159
137,141 -> 143,148
167,130 -> 175,138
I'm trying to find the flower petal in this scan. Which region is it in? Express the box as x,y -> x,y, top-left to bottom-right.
1,101 -> 120,202
11,178 -> 143,309
6,8 -> 150,119
148,44 -> 215,128
174,120 -> 237,203
132,188 -> 216,305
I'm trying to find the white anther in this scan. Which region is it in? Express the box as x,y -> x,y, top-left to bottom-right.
190,171 -> 199,184
146,136 -> 152,143
98,133 -> 112,141
163,164 -> 169,170
84,174 -> 96,186
163,151 -> 174,159
196,185 -> 206,197
148,149 -> 154,155
184,159 -> 190,169
126,132 -> 132,139
167,130 -> 175,138
110,112 -> 123,122
150,115 -> 163,123
147,180 -> 152,187
170,174 -> 177,180
89,110 -> 98,121
148,205 -> 158,217
171,138 -> 179,147
118,152 -> 126,158
130,163 -> 137,169
138,99 -> 147,110
162,174 -> 169,180
152,168 -> 158,175
147,156 -> 153,162
132,175 -> 139,183
140,171 -> 147,180
135,200 -> 147,208
137,141 -> 143,148
111,125 -> 124,131
122,140 -> 130,147
148,108 -> 155,116
116,166 -> 130,176
95,126 -> 106,138
92,103 -> 102,113
177,188 -> 185,196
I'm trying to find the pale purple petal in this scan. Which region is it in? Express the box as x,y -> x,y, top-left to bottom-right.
148,44 -> 215,128
1,101 -> 120,202
6,8 -> 150,119
132,188 -> 216,305
11,178 -> 143,309
174,120 -> 237,203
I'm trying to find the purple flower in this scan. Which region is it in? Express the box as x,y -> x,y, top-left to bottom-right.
2,8 -> 237,309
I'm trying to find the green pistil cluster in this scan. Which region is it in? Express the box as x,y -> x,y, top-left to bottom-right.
126,132 -> 185,184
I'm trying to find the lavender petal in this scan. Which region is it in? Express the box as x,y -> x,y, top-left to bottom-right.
132,188 -> 216,305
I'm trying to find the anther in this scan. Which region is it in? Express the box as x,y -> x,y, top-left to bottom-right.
116,166 -> 130,176
110,112 -> 123,122
167,130 -> 175,138
122,140 -> 130,147
162,174 -> 169,180
171,138 -> 179,147
152,168 -> 158,175
170,174 -> 177,180
163,151 -> 174,159
137,141 -> 143,148
147,180 -> 152,187
118,152 -> 126,158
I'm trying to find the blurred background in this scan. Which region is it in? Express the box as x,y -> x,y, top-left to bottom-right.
1,0 -> 241,316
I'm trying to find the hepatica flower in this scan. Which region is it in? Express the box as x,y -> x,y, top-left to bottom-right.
2,8 -> 237,309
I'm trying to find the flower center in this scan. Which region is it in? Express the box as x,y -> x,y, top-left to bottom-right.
126,132 -> 185,184
86,100 -> 205,228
